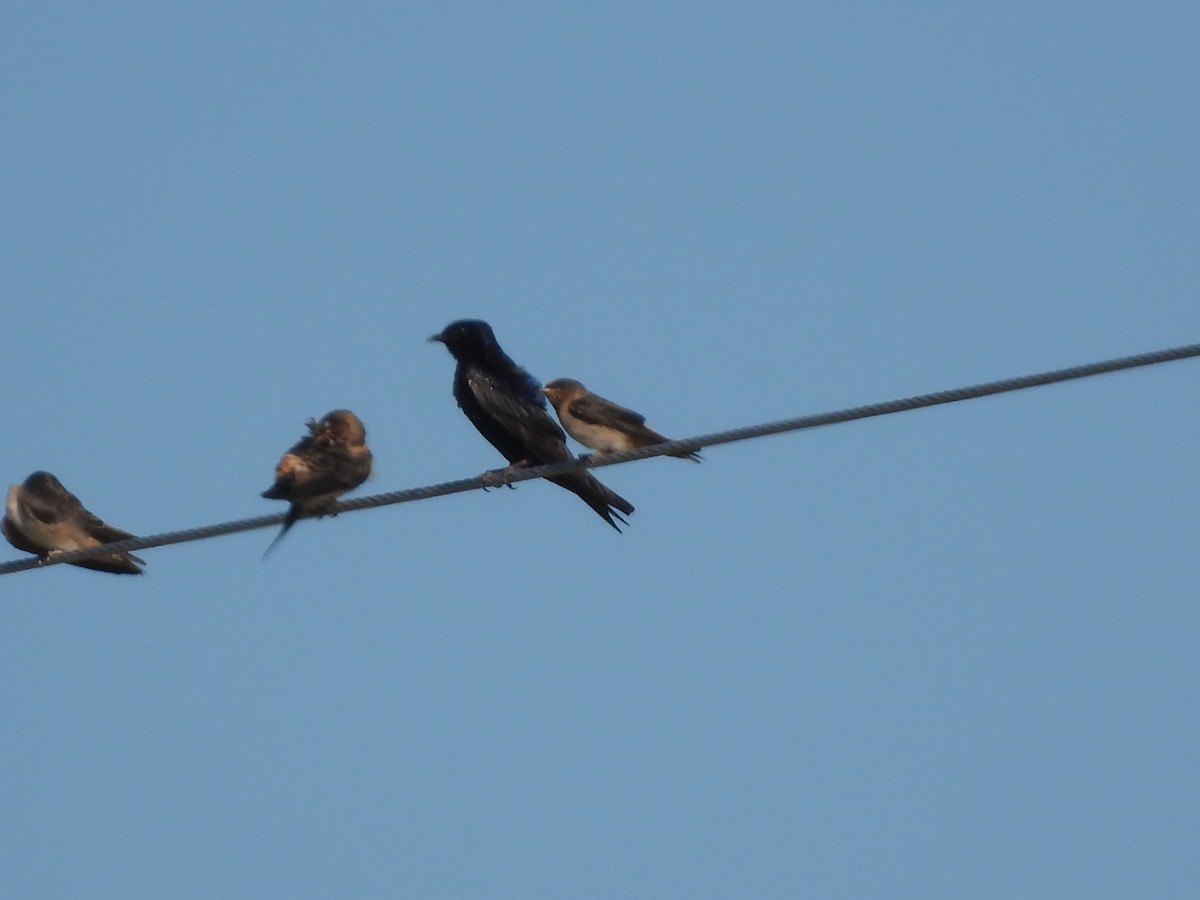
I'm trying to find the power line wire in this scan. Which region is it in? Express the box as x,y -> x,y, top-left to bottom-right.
3,340 -> 1198,576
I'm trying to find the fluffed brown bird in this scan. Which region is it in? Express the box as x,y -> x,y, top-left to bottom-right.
261,409 -> 373,555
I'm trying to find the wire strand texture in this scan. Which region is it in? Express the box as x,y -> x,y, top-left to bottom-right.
3,341 -> 1198,576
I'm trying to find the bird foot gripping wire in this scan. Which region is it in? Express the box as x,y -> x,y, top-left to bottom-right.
479,460 -> 529,490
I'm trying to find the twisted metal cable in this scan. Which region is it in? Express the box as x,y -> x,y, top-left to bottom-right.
3,341 -> 1198,576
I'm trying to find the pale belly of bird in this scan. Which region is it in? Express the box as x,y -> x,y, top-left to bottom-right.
564,417 -> 637,453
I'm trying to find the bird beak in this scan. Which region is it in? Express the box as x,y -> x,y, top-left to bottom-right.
428,333 -> 445,344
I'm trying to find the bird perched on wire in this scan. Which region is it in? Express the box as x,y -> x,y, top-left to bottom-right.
3,471 -> 145,574
542,378 -> 702,463
261,409 -> 373,556
429,319 -> 634,531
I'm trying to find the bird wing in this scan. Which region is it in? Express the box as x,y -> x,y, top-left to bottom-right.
567,394 -> 647,431
17,484 -> 75,527
21,485 -> 132,542
84,517 -> 138,544
29,485 -> 136,544
466,368 -> 568,448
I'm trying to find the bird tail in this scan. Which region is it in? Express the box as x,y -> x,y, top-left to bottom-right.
262,508 -> 299,558
549,471 -> 635,533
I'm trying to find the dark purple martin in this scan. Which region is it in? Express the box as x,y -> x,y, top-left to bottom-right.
429,319 -> 634,531
3,471 -> 145,574
542,378 -> 701,462
261,409 -> 373,555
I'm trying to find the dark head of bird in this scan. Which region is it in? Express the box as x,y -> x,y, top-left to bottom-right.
23,471 -> 69,497
428,319 -> 501,361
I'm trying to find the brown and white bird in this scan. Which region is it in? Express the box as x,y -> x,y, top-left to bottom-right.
3,471 -> 145,574
261,409 -> 373,555
542,378 -> 701,462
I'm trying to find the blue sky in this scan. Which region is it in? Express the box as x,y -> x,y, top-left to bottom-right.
2,3 -> 1198,897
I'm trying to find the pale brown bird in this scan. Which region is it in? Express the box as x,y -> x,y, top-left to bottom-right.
3,471 -> 145,574
542,378 -> 701,462
261,409 -> 373,555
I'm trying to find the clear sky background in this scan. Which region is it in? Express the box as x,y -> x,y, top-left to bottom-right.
2,3 -> 1197,897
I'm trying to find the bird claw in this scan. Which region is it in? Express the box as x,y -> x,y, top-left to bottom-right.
480,472 -> 517,491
